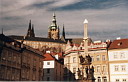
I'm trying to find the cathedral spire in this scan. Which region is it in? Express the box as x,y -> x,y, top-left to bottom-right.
50,12 -> 57,29
31,24 -> 35,37
62,24 -> 65,39
26,20 -> 32,37
26,20 -> 35,37
61,24 -> 66,42
28,20 -> 31,31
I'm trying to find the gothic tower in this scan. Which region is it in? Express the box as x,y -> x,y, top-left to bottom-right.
26,20 -> 35,37
61,24 -> 66,41
48,13 -> 60,40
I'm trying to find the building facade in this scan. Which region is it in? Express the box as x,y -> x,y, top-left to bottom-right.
9,35 -> 66,54
88,40 -> 110,82
64,40 -> 110,82
43,53 -> 63,81
0,34 -> 44,81
108,38 -> 128,82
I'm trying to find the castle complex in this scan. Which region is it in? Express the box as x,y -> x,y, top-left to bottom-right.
9,13 -> 66,53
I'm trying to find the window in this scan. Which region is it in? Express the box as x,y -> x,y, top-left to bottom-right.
121,65 -> 126,71
27,70 -> 30,79
114,54 -> 117,59
120,52 -> 125,58
13,54 -> 16,62
103,77 -> 107,82
102,66 -> 106,72
68,57 -> 70,63
73,57 -> 76,63
32,71 -> 36,80
98,77 -> 101,82
18,55 -> 21,64
33,59 -> 36,67
73,68 -> 76,73
1,51 -> 6,60
80,47 -> 82,50
115,65 -> 119,71
116,79 -> 119,82
12,69 -> 15,80
47,77 -> 50,81
39,61 -> 42,68
8,52 -> 12,61
97,66 -> 100,72
102,55 -> 105,61
23,55 -> 26,63
91,56 -> 94,62
47,62 -> 50,65
96,55 -> 100,61
123,79 -> 127,82
47,69 -> 50,73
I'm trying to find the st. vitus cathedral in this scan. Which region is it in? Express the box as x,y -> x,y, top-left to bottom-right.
9,13 -> 66,53
26,13 -> 65,41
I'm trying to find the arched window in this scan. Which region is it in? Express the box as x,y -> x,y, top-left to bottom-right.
73,57 -> 76,63
98,77 -> 101,82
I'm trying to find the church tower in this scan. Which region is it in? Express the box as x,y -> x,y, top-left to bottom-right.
26,20 -> 35,37
48,13 -> 60,39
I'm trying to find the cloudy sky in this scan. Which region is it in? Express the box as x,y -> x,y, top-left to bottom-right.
0,0 -> 128,41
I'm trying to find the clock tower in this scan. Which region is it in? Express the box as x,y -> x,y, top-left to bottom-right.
48,13 -> 60,40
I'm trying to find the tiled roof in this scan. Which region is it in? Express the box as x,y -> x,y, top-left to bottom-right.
9,35 -> 66,44
43,53 -> 55,61
50,52 -> 64,59
108,39 -> 128,49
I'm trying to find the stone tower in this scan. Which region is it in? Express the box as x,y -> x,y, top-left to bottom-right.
48,13 -> 60,40
83,19 -> 88,56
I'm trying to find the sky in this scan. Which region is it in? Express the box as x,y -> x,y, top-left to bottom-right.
0,0 -> 128,41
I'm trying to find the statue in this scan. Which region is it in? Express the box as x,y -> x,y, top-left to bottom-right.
79,55 -> 85,64
85,66 -> 88,75
77,68 -> 82,79
79,55 -> 95,82
79,55 -> 92,65
88,66 -> 95,80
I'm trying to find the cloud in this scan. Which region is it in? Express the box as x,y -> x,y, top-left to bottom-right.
50,0 -> 128,11
0,0 -> 128,41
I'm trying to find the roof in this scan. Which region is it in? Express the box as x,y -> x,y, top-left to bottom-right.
51,52 -> 64,59
43,53 -> 55,61
9,35 -> 66,44
66,38 -> 92,45
108,39 -> 128,50
0,34 -> 15,42
0,34 -> 44,57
